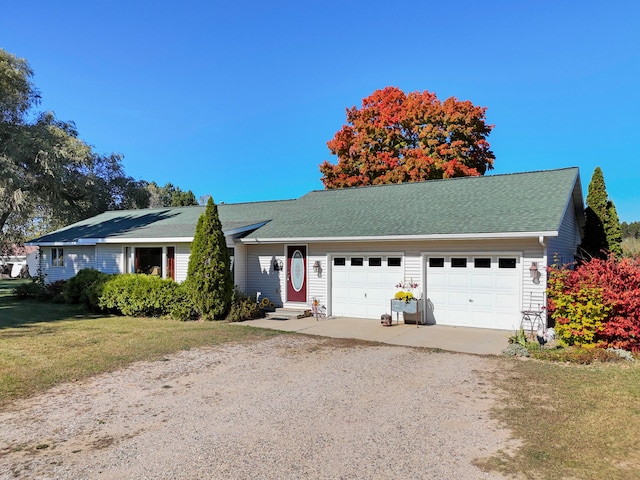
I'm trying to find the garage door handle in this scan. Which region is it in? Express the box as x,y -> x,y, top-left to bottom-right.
469,299 -> 473,302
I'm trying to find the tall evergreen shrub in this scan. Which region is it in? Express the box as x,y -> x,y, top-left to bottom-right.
184,197 -> 233,320
578,167 -> 622,260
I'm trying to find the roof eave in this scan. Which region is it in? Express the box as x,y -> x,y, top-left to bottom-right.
239,231 -> 560,244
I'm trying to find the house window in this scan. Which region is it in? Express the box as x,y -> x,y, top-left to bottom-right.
334,257 -> 346,266
429,258 -> 444,268
51,248 -> 64,267
499,258 -> 517,269
474,258 -> 491,268
368,257 -> 382,267
350,257 -> 364,266
451,258 -> 467,268
135,247 -> 162,275
387,257 -> 402,267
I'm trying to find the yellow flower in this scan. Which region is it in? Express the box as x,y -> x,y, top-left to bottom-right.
394,291 -> 415,302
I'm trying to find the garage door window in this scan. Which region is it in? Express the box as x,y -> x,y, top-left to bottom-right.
368,257 -> 382,267
334,257 -> 346,266
351,257 -> 364,266
451,258 -> 467,268
429,258 -> 444,268
474,258 -> 491,268
387,257 -> 402,267
499,258 -> 517,269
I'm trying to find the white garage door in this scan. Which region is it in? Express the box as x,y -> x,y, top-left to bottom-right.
426,255 -> 521,330
331,255 -> 404,319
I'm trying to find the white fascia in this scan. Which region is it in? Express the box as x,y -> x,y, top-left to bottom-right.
239,231 -> 560,244
80,237 -> 194,244
25,241 -> 91,247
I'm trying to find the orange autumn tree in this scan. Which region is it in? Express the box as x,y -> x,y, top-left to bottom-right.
319,87 -> 495,188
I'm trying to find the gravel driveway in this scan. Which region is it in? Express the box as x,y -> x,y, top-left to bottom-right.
0,335 -> 516,479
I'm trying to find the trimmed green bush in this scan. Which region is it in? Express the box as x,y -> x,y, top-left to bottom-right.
64,269 -> 110,305
98,274 -> 181,317
167,283 -> 198,321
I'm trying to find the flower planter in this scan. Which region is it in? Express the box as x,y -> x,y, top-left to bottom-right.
390,299 -> 424,324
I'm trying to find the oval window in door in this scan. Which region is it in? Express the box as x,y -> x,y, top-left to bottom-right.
291,250 -> 304,292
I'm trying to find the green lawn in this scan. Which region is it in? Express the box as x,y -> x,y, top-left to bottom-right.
1,279 -> 639,479
0,279 -> 282,406
478,355 -> 640,480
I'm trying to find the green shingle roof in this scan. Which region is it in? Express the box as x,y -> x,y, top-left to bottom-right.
243,167 -> 582,239
29,168 -> 581,244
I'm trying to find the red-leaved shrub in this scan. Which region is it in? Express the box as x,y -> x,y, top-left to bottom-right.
547,257 -> 640,352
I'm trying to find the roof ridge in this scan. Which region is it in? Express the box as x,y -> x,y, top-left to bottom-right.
305,166 -> 580,194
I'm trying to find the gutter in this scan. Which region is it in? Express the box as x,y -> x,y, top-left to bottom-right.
240,231 -> 560,244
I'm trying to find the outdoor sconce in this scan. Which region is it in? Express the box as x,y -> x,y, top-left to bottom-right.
313,260 -> 322,277
529,262 -> 541,284
273,259 -> 283,271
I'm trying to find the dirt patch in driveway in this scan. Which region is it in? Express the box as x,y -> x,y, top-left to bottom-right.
0,336 -> 517,479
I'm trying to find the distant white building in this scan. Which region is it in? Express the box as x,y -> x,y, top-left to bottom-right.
0,245 -> 39,278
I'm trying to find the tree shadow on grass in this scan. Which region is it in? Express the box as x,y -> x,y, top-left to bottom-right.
0,279 -> 100,330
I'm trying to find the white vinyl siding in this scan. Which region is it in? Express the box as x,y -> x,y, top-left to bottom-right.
233,243 -> 248,291
547,205 -> 582,266
174,243 -> 191,283
245,244 -> 286,307
96,244 -> 124,275
39,246 -> 96,283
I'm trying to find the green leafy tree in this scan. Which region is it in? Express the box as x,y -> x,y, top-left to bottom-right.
578,167 -> 622,259
319,86 -> 495,188
145,182 -> 197,207
184,197 -> 233,320
0,48 -> 148,252
621,221 -> 640,239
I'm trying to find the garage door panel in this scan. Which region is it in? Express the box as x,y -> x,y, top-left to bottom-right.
448,273 -> 470,288
427,255 -> 521,330
471,274 -> 494,288
496,275 -> 519,290
332,256 -> 407,320
471,292 -> 494,309
428,275 -> 446,287
449,292 -> 471,307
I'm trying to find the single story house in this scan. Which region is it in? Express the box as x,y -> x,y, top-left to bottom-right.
28,167 -> 584,330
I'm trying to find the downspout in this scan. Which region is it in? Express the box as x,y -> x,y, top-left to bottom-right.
539,235 -> 548,327
538,235 -> 548,268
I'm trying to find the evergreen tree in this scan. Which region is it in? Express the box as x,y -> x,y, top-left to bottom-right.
578,167 -> 621,260
184,197 -> 233,319
606,200 -> 623,256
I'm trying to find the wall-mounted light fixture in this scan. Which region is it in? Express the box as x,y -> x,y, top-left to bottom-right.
313,260 -> 322,277
273,259 -> 284,271
529,262 -> 540,284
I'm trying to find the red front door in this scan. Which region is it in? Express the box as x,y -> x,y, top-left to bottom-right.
287,246 -> 307,303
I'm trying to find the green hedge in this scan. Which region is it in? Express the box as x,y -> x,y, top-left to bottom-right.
64,268 -> 110,306
98,274 -> 183,317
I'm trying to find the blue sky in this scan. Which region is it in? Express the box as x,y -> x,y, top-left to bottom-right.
2,1 -> 639,221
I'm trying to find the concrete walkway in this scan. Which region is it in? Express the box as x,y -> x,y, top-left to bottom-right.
242,311 -> 512,355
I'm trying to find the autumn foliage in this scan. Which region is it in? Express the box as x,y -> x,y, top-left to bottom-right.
319,87 -> 495,188
547,257 -> 640,352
